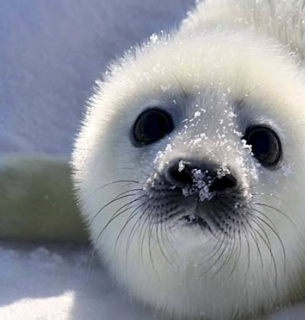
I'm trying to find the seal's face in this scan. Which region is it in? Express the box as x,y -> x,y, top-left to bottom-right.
72,33 -> 305,320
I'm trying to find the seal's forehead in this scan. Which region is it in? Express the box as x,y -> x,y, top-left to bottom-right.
106,31 -> 303,109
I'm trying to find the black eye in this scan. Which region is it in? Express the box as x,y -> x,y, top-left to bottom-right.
243,125 -> 282,168
131,108 -> 174,147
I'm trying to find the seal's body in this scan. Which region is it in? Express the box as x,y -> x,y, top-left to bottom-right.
70,1 -> 305,319
0,154 -> 86,242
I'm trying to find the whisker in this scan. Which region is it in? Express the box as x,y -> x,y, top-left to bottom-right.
89,189 -> 143,226
95,194 -> 147,243
155,212 -> 176,269
251,192 -> 283,202
115,202 -> 147,251
200,230 -> 227,278
252,202 -> 295,227
252,209 -> 287,275
86,195 -> 146,273
249,214 -> 281,286
86,179 -> 142,200
242,213 -> 264,276
227,219 -> 244,279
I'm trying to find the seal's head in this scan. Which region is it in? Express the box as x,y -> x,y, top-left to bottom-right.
72,29 -> 305,320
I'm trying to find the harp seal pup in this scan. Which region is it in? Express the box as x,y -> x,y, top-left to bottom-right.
72,0 -> 305,319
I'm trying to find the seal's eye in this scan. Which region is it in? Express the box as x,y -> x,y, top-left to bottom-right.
131,108 -> 174,147
243,125 -> 282,168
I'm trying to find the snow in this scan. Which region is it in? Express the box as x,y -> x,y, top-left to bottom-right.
182,168 -> 214,201
0,243 -> 162,320
1,0 -> 305,319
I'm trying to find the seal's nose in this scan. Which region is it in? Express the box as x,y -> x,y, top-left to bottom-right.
164,159 -> 237,192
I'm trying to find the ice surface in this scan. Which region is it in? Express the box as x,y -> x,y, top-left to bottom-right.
0,243 -> 163,320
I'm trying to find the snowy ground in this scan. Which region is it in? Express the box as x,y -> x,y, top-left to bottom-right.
0,243 -> 163,320
1,0 -> 305,319
1,242 -> 305,320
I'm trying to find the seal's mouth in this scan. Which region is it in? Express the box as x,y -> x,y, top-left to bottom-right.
182,214 -> 209,229
158,195 -> 247,234
146,171 -> 248,233
155,204 -> 210,230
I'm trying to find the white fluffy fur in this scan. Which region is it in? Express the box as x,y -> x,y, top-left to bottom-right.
72,1 -> 305,319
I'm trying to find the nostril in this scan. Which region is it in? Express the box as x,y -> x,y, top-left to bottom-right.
165,162 -> 193,188
209,174 -> 237,192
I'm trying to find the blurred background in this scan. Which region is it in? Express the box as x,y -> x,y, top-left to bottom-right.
0,0 -> 195,155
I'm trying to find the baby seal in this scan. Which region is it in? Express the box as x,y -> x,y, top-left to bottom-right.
72,0 -> 305,319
